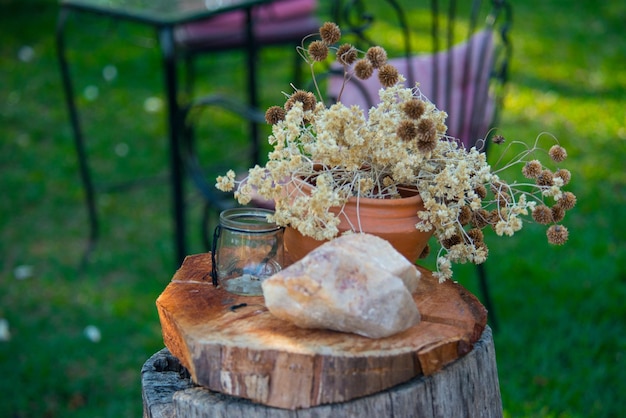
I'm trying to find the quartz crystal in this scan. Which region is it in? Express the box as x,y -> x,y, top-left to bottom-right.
262,233 -> 421,338
323,233 -> 421,292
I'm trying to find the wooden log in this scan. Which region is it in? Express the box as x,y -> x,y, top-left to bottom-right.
141,326 -> 502,418
155,253 -> 491,409
141,348 -> 193,418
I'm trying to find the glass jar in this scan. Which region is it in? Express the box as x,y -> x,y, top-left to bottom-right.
211,208 -> 284,296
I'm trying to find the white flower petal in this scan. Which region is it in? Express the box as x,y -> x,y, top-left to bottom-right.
14,265 -> 34,280
143,96 -> 163,113
18,45 -> 34,62
84,325 -> 101,343
0,318 -> 10,341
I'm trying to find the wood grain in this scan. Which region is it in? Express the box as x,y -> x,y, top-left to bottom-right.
156,253 -> 488,409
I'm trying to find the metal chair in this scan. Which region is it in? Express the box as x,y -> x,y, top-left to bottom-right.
55,1 -> 321,267
175,1 -> 320,250
179,95 -> 267,250
328,0 -> 513,330
175,0 -> 321,166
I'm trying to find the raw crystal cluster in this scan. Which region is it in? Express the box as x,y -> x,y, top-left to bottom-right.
262,234 -> 421,338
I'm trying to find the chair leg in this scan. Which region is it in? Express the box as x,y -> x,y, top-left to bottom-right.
183,53 -> 196,101
56,8 -> 99,269
476,263 -> 498,331
201,202 -> 215,251
243,8 -> 261,166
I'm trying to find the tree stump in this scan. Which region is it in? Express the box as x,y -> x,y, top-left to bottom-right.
142,327 -> 501,418
147,252 -> 502,416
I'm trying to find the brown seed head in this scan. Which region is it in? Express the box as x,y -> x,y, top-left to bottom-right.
365,46 -> 387,68
396,120 -> 418,141
417,139 -> 438,153
492,134 -> 506,145
403,99 -> 426,119
442,234 -> 462,249
555,168 -> 571,185
354,58 -> 374,80
287,90 -> 317,112
471,209 -> 490,229
522,160 -> 543,179
308,40 -> 329,61
496,190 -> 511,206
378,63 -> 399,87
265,106 -> 286,125
417,118 -> 437,143
319,22 -> 341,45
532,205 -> 553,224
466,228 -> 485,244
551,205 -> 565,223
536,169 -> 554,187
547,224 -> 569,245
458,205 -> 473,225
556,191 -> 577,211
549,145 -> 568,162
474,184 -> 488,199
490,180 -> 508,195
336,43 -> 358,65
419,244 -> 430,259
488,209 -> 502,225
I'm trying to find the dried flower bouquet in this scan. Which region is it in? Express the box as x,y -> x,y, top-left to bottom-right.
216,22 -> 576,281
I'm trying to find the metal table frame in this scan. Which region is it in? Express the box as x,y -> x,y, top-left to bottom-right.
55,0 -> 270,266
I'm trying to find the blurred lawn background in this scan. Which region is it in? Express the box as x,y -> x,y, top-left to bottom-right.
1,0 -> 625,417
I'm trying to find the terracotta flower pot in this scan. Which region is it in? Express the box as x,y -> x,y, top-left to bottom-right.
284,180 -> 433,263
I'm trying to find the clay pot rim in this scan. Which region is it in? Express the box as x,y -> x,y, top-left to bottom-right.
290,176 -> 423,207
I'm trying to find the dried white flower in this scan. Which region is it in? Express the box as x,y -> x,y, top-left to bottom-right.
214,26 -> 575,281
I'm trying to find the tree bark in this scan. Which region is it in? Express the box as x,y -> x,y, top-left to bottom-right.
142,326 -> 502,418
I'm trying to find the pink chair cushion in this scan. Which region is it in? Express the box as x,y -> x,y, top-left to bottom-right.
177,0 -> 318,49
328,29 -> 495,149
205,0 -> 316,27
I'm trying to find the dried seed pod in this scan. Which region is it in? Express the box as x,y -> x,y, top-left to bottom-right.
319,22 -> 341,45
549,145 -> 568,162
354,59 -> 374,80
378,63 -> 399,87
547,224 -> 569,245
336,43 -> 358,65
265,106 -> 286,124
365,46 -> 387,68
308,40 -> 329,61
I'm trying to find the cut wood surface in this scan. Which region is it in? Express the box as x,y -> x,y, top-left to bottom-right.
156,253 -> 488,410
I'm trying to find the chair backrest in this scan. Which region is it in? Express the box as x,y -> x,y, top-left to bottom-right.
327,0 -> 512,150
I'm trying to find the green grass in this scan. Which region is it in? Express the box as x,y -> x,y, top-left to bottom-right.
1,0 -> 625,417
